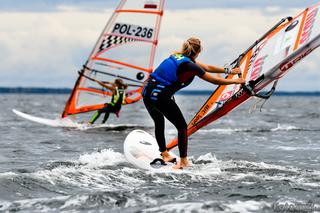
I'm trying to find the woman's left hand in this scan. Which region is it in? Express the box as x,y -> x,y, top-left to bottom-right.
231,67 -> 242,75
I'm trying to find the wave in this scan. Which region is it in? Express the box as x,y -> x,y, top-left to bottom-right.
0,150 -> 319,212
197,124 -> 320,134
1,150 -> 318,189
271,145 -> 320,151
141,200 -> 272,213
0,192 -> 273,212
0,191 -> 159,212
74,124 -> 154,133
270,124 -> 302,132
76,123 -> 147,131
297,112 -> 320,119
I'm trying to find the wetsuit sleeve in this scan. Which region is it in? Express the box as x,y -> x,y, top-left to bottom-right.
180,62 -> 206,77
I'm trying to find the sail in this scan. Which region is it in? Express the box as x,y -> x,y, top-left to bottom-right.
167,2 -> 320,149
62,0 -> 165,118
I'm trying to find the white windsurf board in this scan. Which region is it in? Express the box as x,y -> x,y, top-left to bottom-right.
12,109 -> 79,127
124,129 -> 180,171
12,109 -> 116,130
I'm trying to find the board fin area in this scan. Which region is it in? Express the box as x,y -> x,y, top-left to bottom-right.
124,130 -> 179,171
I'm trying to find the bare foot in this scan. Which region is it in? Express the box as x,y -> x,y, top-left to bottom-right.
161,151 -> 176,162
172,157 -> 191,169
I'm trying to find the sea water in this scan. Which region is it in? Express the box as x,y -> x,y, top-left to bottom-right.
0,94 -> 319,212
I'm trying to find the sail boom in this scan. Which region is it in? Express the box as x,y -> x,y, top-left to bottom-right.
83,66 -> 145,84
78,87 -> 112,96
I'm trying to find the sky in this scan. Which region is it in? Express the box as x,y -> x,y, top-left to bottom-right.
1,0 -> 320,91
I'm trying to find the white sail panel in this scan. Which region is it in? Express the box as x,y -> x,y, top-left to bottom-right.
62,0 -> 164,117
167,2 -> 320,150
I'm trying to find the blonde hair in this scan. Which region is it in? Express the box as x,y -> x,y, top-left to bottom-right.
176,37 -> 202,60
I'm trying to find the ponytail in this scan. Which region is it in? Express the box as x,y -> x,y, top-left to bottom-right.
176,37 -> 202,60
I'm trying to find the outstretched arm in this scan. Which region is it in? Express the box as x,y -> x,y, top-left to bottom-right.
196,61 -> 241,75
79,71 -> 115,91
96,81 -> 115,91
200,72 -> 245,85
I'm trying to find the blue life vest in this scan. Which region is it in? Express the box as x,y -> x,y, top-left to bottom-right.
150,54 -> 192,86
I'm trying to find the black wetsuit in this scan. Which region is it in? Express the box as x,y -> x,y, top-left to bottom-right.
143,59 -> 205,158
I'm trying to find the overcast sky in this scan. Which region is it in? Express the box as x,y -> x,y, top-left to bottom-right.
1,0 -> 319,91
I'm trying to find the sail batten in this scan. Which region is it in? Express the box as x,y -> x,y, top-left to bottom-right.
91,57 -> 153,73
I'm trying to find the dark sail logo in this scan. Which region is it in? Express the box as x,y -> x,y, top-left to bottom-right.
280,48 -> 313,72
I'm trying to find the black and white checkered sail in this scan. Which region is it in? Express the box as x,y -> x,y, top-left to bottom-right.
99,35 -> 136,52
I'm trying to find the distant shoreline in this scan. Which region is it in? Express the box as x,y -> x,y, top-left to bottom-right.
0,87 -> 71,94
0,87 -> 320,96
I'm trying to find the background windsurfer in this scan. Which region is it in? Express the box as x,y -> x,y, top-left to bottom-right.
89,79 -> 128,124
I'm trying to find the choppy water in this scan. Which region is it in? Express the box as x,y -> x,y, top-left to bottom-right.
0,94 -> 319,212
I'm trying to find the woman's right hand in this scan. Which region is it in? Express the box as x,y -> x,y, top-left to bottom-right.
233,78 -> 246,84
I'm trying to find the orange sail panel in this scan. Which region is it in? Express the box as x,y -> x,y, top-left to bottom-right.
167,2 -> 320,150
62,0 -> 165,118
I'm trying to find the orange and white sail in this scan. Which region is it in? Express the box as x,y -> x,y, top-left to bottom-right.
167,2 -> 320,150
62,0 -> 165,118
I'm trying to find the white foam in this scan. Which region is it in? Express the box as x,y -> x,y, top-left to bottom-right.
225,200 -> 270,212
273,145 -> 320,151
198,128 -> 245,134
168,128 -> 246,136
196,152 -> 217,162
77,149 -> 126,168
219,159 -> 320,189
141,202 -> 210,213
32,149 -> 143,191
0,200 -> 12,211
59,195 -> 89,210
0,172 -> 16,178
271,124 -> 300,131
192,153 -> 222,175
227,160 -> 297,172
11,196 -> 67,212
142,200 -> 271,213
